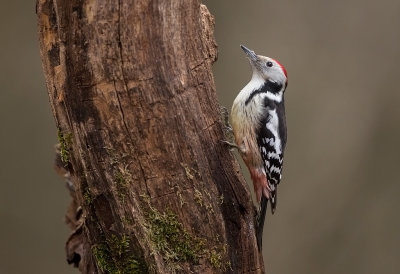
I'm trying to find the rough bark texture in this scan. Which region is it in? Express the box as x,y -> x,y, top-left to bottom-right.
37,0 -> 264,273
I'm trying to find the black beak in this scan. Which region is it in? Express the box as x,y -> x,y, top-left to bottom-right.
240,45 -> 258,62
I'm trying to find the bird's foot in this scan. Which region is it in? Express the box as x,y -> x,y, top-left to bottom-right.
221,140 -> 238,150
219,105 -> 237,149
224,125 -> 233,133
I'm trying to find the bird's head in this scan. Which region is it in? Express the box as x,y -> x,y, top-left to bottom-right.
241,45 -> 288,88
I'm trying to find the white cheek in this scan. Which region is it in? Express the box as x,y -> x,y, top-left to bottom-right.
267,69 -> 285,83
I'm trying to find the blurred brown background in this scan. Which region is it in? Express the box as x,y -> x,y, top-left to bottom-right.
0,0 -> 399,273
0,0 -> 73,273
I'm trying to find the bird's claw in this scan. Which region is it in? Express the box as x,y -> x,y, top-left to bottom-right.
220,140 -> 238,150
224,126 -> 233,133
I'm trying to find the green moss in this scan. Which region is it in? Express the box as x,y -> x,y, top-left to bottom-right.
209,249 -> 222,268
209,245 -> 231,271
122,216 -> 134,226
194,189 -> 214,214
114,168 -> 131,201
83,187 -> 93,205
105,148 -> 133,201
180,162 -> 194,180
105,147 -> 119,166
194,189 -> 204,207
144,200 -> 205,267
168,182 -> 186,208
57,130 -> 72,165
140,195 -> 231,271
110,234 -> 130,257
176,187 -> 185,208
92,243 -> 116,273
219,194 -> 224,205
92,234 -> 148,274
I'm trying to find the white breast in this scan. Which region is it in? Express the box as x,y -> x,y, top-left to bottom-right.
231,76 -> 265,167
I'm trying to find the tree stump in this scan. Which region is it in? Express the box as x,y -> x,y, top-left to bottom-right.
37,0 -> 264,272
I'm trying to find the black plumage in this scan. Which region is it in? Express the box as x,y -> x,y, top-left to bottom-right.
245,80 -> 282,106
256,81 -> 287,213
254,81 -> 287,250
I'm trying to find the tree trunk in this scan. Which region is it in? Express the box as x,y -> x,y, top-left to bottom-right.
37,0 -> 264,273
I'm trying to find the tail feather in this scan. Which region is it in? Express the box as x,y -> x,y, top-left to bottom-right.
256,196 -> 268,251
270,188 -> 277,214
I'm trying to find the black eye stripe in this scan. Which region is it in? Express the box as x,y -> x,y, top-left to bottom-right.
267,61 -> 273,67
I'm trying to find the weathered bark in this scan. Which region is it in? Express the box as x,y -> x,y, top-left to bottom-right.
37,0 -> 264,273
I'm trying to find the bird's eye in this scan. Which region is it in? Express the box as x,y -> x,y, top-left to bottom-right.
266,61 -> 273,67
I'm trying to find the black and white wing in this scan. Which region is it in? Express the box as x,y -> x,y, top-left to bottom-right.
257,101 -> 287,213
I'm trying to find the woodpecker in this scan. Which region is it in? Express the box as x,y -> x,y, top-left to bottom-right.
231,45 -> 288,250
